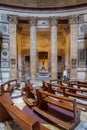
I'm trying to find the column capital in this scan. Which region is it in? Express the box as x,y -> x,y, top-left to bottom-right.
29,17 -> 37,26
50,16 -> 58,26
8,15 -> 18,24
69,15 -> 79,24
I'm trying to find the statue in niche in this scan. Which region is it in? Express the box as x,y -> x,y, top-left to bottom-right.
39,52 -> 48,72
41,59 -> 46,71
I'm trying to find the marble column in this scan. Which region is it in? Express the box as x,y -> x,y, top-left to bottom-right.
8,15 -> 18,79
69,15 -> 78,80
29,17 -> 37,79
50,17 -> 58,80
65,31 -> 70,70
17,30 -> 22,80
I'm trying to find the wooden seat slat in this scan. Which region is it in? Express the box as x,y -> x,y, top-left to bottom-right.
61,86 -> 87,93
44,97 -> 74,111
65,91 -> 87,99
71,83 -> 87,88
39,90 -> 75,103
33,106 -> 73,130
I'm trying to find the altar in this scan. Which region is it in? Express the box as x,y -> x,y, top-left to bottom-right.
39,70 -> 49,77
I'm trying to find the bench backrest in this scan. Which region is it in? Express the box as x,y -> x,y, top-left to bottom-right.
44,82 -> 87,99
8,79 -> 20,88
1,79 -> 20,93
25,83 -> 35,98
36,89 -> 77,120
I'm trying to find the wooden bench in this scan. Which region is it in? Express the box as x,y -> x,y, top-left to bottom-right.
41,81 -> 61,93
0,93 -> 49,130
1,81 -> 13,93
1,79 -> 20,93
0,91 -> 13,121
43,82 -> 87,111
22,82 -> 37,107
57,80 -> 71,86
33,89 -> 80,130
8,79 -> 20,90
70,82 -> 87,89
59,86 -> 87,111
0,85 -> 2,96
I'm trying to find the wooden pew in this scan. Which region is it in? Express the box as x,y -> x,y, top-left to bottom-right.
70,82 -> 87,89
22,82 -> 37,107
0,91 -> 13,121
57,80 -> 71,86
1,79 -> 20,93
8,79 -> 20,90
43,82 -> 87,111
41,81 -> 61,93
33,89 -> 80,130
59,86 -> 87,111
1,81 -> 13,93
0,85 -> 2,96
0,93 -> 49,130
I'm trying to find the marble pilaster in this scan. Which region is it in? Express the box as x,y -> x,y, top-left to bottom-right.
50,17 -> 58,79
8,15 -> 18,79
29,17 -> 37,79
69,15 -> 78,80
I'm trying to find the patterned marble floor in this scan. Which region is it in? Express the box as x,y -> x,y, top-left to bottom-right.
0,81 -> 87,130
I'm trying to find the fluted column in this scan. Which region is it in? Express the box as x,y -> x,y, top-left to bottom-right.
65,30 -> 70,70
50,17 -> 58,79
8,15 -> 18,79
69,15 -> 78,80
29,17 -> 37,79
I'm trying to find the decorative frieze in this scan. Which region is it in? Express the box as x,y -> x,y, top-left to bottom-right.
69,15 -> 78,24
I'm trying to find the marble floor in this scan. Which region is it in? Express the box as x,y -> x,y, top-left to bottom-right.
0,81 -> 87,130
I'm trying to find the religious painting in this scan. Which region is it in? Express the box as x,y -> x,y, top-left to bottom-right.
79,62 -> 86,68
78,49 -> 86,61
